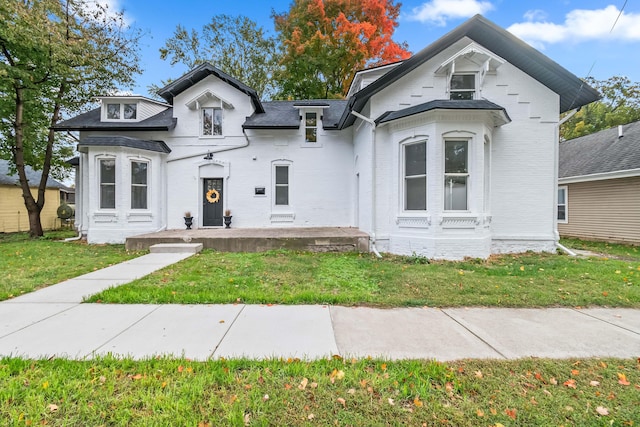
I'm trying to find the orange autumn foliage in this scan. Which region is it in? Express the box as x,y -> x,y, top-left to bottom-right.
273,0 -> 411,99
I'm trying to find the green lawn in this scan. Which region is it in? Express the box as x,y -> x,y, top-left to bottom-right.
1,356 -> 637,426
87,244 -> 640,308
0,231 -> 144,301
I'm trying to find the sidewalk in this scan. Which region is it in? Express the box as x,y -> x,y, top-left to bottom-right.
1,247 -> 639,361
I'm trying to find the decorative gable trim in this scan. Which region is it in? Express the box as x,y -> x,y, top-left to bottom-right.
185,90 -> 234,110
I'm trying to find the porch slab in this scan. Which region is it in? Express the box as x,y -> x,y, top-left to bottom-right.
150,243 -> 203,254
126,227 -> 369,252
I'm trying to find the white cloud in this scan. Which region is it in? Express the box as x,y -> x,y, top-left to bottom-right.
508,5 -> 640,48
523,9 -> 547,22
407,0 -> 494,26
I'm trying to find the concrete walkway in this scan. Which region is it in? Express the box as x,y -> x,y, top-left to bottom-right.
1,247 -> 639,361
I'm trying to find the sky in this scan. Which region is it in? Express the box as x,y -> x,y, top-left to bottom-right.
101,0 -> 640,98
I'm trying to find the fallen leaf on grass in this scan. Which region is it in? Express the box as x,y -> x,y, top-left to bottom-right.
549,377 -> 558,385
476,409 -> 484,417
47,404 -> 58,412
475,370 -> 483,379
130,374 -> 143,380
505,408 -> 517,420
413,396 -> 423,407
337,397 -> 346,407
298,378 -> 308,390
262,394 -> 269,402
596,406 -> 609,416
571,369 -> 580,376
618,373 -> 631,386
563,379 -> 577,389
590,380 -> 600,387
307,414 -> 315,420
347,388 -> 355,395
387,398 -> 395,406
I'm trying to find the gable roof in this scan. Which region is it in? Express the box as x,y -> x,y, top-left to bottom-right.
338,14 -> 600,129
78,136 -> 171,154
559,121 -> 640,181
376,99 -> 510,126
55,107 -> 176,131
243,100 -> 348,130
0,159 -> 67,189
157,63 -> 265,114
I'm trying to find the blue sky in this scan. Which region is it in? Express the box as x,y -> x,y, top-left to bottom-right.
105,0 -> 640,97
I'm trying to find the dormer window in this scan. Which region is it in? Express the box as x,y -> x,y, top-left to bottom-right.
202,107 -> 222,136
105,103 -> 137,120
305,112 -> 317,142
450,74 -> 476,100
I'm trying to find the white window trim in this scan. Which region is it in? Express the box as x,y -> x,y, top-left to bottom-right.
449,73 -> 477,100
103,102 -> 139,122
557,185 -> 568,224
443,139 -> 470,212
272,160 -> 293,209
129,159 -> 150,211
200,107 -> 223,138
98,157 -> 117,210
401,140 -> 428,213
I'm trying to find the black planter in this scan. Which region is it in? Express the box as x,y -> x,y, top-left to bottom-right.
223,215 -> 232,228
184,216 -> 193,230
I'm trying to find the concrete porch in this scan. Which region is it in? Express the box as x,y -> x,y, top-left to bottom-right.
125,227 -> 370,253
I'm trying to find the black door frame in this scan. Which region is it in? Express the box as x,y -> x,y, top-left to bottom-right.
203,178 -> 224,227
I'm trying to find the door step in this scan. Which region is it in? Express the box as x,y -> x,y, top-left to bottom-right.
149,243 -> 203,254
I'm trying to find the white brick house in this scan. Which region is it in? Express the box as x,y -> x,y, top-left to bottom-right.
57,15 -> 599,259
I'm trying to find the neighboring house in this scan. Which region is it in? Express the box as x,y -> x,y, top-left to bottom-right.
0,159 -> 70,233
558,121 -> 640,244
56,15 -> 599,259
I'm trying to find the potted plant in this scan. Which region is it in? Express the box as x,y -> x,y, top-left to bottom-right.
184,211 -> 193,230
223,209 -> 232,228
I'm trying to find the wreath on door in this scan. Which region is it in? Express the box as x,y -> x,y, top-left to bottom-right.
206,188 -> 220,203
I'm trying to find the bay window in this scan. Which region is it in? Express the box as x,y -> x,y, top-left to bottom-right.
131,161 -> 148,209
404,141 -> 427,211
444,140 -> 468,210
99,159 -> 116,209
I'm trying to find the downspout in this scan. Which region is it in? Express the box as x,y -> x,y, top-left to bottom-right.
554,108 -> 579,256
350,110 -> 382,258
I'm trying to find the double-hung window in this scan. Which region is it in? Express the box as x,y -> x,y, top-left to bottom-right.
275,165 -> 289,205
404,141 -> 427,211
131,161 -> 148,209
305,112 -> 317,143
557,186 -> 568,222
202,107 -> 222,136
100,159 -> 116,209
444,140 -> 469,210
450,74 -> 475,100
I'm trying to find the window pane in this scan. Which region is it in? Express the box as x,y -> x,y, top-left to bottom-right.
124,103 -> 137,119
405,142 -> 426,176
445,141 -> 467,173
557,205 -> 566,221
131,162 -> 147,185
305,112 -> 317,127
275,166 -> 288,184
557,188 -> 565,204
275,186 -> 288,205
131,186 -> 147,209
100,160 -> 115,183
202,108 -> 213,135
100,185 -> 115,209
451,74 -> 475,89
213,109 -> 222,135
444,176 -> 467,210
305,128 -> 317,143
405,177 -> 426,210
107,104 -> 120,119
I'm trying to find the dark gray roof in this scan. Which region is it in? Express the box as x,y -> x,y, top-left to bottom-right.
339,14 -> 600,129
243,100 -> 348,130
376,99 -> 511,124
559,121 -> 640,178
79,136 -> 171,154
158,63 -> 264,113
55,107 -> 176,131
0,159 -> 67,189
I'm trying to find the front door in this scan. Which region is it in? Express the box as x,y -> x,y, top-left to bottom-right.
203,178 -> 223,226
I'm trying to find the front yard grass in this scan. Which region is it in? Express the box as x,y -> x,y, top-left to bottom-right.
87,243 -> 640,307
1,356 -> 638,426
0,231 -> 144,301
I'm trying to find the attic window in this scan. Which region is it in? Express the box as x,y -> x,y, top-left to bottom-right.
450,74 -> 475,100
105,103 -> 137,120
202,107 -> 222,136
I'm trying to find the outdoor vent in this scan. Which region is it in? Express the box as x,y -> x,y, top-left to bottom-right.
618,125 -> 624,138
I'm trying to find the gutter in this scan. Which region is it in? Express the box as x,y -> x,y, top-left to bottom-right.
350,110 -> 382,258
166,132 -> 251,163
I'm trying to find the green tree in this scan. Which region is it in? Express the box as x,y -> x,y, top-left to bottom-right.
561,76 -> 640,140
273,0 -> 411,100
159,15 -> 279,99
0,0 -> 141,237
